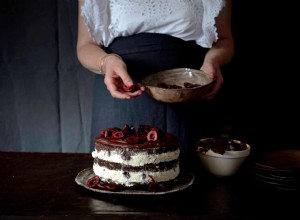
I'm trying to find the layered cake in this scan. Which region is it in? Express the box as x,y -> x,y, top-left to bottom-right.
88,124 -> 181,191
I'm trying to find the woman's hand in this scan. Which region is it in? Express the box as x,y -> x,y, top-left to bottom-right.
103,56 -> 145,99
200,62 -> 223,100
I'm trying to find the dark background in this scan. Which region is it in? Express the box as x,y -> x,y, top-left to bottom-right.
0,0 -> 299,153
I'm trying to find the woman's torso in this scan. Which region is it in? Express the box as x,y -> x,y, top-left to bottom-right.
80,0 -> 226,48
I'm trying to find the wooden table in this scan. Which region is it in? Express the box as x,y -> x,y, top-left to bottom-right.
0,151 -> 299,219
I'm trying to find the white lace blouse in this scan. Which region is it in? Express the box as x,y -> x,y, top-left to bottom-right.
80,0 -> 226,48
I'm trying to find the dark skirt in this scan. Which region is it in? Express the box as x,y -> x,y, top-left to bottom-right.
91,33 -> 223,154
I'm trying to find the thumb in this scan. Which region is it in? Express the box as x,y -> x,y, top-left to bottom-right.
118,69 -> 133,86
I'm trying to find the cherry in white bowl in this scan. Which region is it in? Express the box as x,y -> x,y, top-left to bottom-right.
197,137 -> 251,177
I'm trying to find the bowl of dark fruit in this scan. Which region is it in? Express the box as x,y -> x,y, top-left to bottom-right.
142,68 -> 214,103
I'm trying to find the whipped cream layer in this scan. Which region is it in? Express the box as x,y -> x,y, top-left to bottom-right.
93,163 -> 180,187
92,148 -> 180,166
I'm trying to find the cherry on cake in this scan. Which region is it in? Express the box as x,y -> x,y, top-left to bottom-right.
88,124 -> 181,191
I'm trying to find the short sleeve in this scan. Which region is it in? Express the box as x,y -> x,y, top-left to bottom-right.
196,0 -> 226,48
80,0 -> 110,45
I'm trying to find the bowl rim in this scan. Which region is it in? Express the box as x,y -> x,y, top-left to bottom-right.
142,68 -> 213,90
197,138 -> 251,159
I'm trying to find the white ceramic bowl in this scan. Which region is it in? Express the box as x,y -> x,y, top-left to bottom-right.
142,68 -> 214,103
197,138 -> 251,177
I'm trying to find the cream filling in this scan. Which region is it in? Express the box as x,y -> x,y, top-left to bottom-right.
93,163 -> 180,187
92,148 -> 180,166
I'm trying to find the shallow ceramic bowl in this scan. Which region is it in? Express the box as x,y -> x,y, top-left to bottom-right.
142,68 -> 214,103
197,138 -> 251,177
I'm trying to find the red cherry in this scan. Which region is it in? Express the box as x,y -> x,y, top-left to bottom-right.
147,130 -> 158,141
123,83 -> 142,92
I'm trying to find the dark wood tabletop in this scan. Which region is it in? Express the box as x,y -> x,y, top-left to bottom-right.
0,151 -> 299,219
